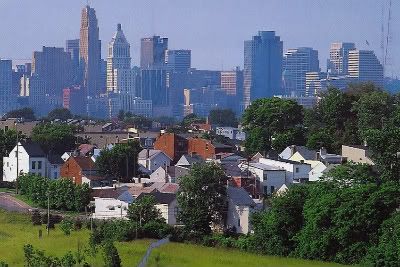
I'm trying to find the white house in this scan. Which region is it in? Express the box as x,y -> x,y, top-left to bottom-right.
342,145 -> 375,165
92,187 -> 134,219
258,157 -> 311,183
137,191 -> 179,225
3,142 -> 47,181
138,149 -> 172,173
226,186 -> 256,234
215,127 -> 246,141
240,162 -> 287,195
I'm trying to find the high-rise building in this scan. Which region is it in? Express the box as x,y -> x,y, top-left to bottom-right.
283,47 -> 319,96
32,46 -> 73,96
106,23 -> 132,93
66,39 -> 81,84
329,42 -> 355,75
165,50 -> 191,72
243,31 -> 283,109
80,5 -> 101,97
140,36 -> 168,69
0,59 -> 16,115
62,86 -> 86,116
140,69 -> 168,106
221,67 -> 243,114
348,50 -> 384,87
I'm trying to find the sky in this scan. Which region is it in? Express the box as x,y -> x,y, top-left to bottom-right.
0,0 -> 399,76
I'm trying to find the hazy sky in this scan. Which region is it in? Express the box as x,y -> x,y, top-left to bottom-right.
1,0 -> 399,76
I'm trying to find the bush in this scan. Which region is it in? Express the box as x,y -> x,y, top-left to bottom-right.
142,221 -> 173,239
169,227 -> 187,243
60,218 -> 74,236
31,210 -> 42,226
102,241 -> 121,267
74,218 -> 83,230
41,213 -> 62,229
0,261 -> 8,267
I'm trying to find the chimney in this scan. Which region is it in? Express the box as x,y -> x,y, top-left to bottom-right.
320,147 -> 327,156
290,145 -> 296,156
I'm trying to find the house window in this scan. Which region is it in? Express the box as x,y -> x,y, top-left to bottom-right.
38,161 -> 42,170
271,186 -> 275,193
205,144 -> 209,150
6,162 -> 9,167
32,161 -> 36,169
4,126 -> 8,131
295,167 -> 300,173
54,172 -> 57,178
263,186 -> 268,194
237,218 -> 241,227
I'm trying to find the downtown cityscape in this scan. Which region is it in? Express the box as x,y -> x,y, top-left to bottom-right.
0,1 -> 400,267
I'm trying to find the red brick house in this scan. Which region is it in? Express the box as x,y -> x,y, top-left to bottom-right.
60,156 -> 97,185
154,133 -> 188,163
188,138 -> 233,160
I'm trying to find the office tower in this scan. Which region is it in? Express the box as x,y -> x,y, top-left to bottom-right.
165,50 -> 191,72
80,5 -> 101,97
66,39 -> 81,84
23,75 -> 46,114
305,72 -> 326,96
283,47 -> 319,96
62,86 -> 86,116
140,69 -> 168,106
221,67 -> 243,114
106,23 -> 132,93
183,86 -> 229,117
348,50 -> 384,87
140,36 -> 168,69
329,42 -> 355,75
0,59 -> 16,115
243,31 -> 283,108
32,46 -> 73,97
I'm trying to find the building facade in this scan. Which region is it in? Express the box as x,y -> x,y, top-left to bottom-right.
328,42 -> 355,75
165,49 -> 191,73
0,59 -> 15,115
140,36 -> 168,69
348,50 -> 384,88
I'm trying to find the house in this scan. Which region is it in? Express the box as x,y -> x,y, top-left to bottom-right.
136,191 -> 179,225
78,144 -> 96,156
215,127 -> 246,141
138,149 -> 172,173
154,133 -> 189,163
175,154 -> 204,168
317,148 -> 345,165
46,154 -> 64,179
149,166 -> 189,183
188,137 -> 233,160
60,156 -> 111,187
223,163 -> 260,197
3,141 -> 47,181
92,187 -> 134,219
240,161 -> 286,195
213,153 -> 245,164
258,157 -> 311,183
226,186 -> 256,234
342,145 -> 375,165
280,145 -> 316,160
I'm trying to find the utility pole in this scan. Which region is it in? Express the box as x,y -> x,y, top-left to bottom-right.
15,120 -> 19,195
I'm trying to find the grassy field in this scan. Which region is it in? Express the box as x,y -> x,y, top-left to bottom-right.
0,209 -> 347,267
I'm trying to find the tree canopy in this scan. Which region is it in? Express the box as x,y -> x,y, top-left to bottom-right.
4,108 -> 36,121
47,108 -> 73,121
127,195 -> 164,226
31,123 -> 77,154
209,109 -> 238,127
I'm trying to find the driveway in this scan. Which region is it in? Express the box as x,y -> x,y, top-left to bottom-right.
0,192 -> 31,213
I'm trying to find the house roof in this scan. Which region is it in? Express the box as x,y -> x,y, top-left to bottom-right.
222,163 -> 250,177
47,154 -> 64,165
279,145 -> 316,160
160,183 -> 179,194
212,142 -> 232,149
176,154 -> 204,166
227,186 -> 255,207
167,166 -> 189,178
20,141 -> 45,157
128,185 -> 157,197
91,187 -> 128,199
78,144 -> 96,156
248,162 -> 283,171
136,191 -> 176,205
72,156 -> 96,171
138,149 -> 171,160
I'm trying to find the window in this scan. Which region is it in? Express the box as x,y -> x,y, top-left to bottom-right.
38,161 -> 42,170
271,186 -> 275,193
205,144 -> 209,150
237,218 -> 241,227
295,167 -> 300,173
32,161 -> 36,169
54,172 -> 57,178
4,126 -> 8,131
263,186 -> 268,194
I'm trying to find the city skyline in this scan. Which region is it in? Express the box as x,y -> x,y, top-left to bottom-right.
1,0 -> 399,76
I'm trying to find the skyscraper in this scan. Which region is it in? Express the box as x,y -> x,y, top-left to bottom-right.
329,42 -> 355,75
283,47 -> 319,96
32,46 -> 72,96
0,59 -> 15,115
66,39 -> 80,84
243,31 -> 283,109
140,36 -> 168,69
106,23 -> 131,93
348,50 -> 384,87
165,50 -> 191,73
80,5 -> 101,97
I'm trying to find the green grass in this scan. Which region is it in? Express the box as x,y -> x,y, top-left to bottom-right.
0,209 -> 347,267
0,188 -> 14,193
12,193 -> 36,207
147,242 -> 348,267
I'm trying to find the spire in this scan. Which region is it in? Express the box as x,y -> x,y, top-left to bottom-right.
117,23 -> 122,31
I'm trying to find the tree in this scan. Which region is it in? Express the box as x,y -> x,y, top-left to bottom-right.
181,113 -> 205,127
4,108 -> 35,121
127,195 -> 164,226
242,97 -> 304,155
47,108 -> 73,121
177,163 -> 227,236
209,109 -> 237,127
31,123 -> 77,154
102,241 -> 121,267
96,140 -> 141,182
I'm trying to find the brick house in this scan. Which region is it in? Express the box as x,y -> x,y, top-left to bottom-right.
60,156 -> 97,185
154,133 -> 188,163
188,138 -> 233,160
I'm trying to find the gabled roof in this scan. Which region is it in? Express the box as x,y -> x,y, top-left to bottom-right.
20,141 -> 45,157
137,191 -> 176,205
47,154 -> 64,165
212,142 -> 232,149
280,145 -> 316,160
160,183 -> 179,194
138,149 -> 171,161
176,154 -> 204,166
71,156 -> 96,171
78,144 -> 96,156
227,186 -> 255,207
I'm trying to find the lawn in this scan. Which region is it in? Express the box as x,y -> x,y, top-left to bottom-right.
0,209 -> 347,267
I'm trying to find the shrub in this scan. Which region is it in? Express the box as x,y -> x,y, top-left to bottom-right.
74,218 -> 83,230
142,221 -> 173,239
0,261 -> 8,267
41,213 -> 62,229
61,251 -> 76,267
102,241 -> 121,267
31,210 -> 42,226
60,218 -> 74,236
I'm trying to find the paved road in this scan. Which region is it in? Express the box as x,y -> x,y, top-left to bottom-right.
0,192 -> 31,213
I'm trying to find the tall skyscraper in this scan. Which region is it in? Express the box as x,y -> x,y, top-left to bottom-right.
165,50 -> 191,72
80,5 -> 101,97
66,39 -> 81,84
0,59 -> 15,115
140,36 -> 168,69
329,42 -> 355,75
106,23 -> 132,93
348,50 -> 384,87
221,67 -> 243,114
283,47 -> 319,96
243,31 -> 283,109
32,46 -> 73,97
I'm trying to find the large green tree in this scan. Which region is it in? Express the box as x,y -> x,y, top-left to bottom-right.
242,97 -> 304,154
96,140 -> 141,182
209,109 -> 238,127
31,123 -> 77,154
177,163 -> 227,236
47,108 -> 73,121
